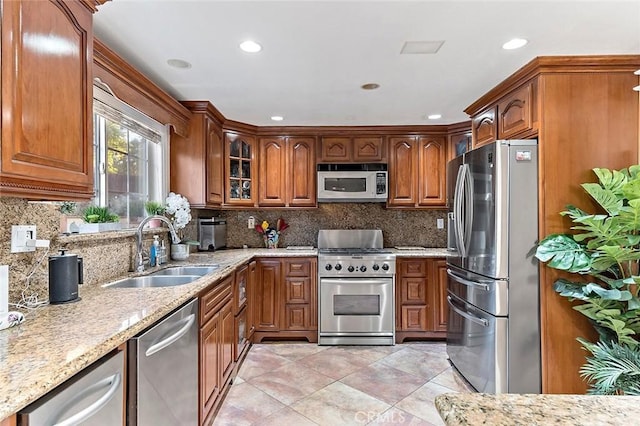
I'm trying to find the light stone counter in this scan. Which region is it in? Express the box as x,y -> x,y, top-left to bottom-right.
0,248 -> 315,420
390,247 -> 451,257
435,392 -> 640,426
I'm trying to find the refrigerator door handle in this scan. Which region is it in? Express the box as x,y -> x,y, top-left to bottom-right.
462,163 -> 473,253
446,269 -> 490,291
447,295 -> 489,327
454,165 -> 466,257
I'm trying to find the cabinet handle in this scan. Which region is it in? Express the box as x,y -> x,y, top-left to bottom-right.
53,373 -> 121,426
145,314 -> 196,357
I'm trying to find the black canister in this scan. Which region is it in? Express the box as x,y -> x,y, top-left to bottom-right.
48,249 -> 83,304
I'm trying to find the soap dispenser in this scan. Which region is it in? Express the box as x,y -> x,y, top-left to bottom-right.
150,236 -> 160,267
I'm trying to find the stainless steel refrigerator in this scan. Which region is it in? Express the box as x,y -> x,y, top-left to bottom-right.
446,139 -> 541,394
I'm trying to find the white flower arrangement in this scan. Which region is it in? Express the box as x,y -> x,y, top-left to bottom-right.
164,192 -> 192,242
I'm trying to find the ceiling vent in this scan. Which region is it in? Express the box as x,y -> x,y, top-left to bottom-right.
400,41 -> 444,55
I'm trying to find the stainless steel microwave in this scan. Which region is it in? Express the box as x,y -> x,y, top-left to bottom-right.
317,164 -> 388,202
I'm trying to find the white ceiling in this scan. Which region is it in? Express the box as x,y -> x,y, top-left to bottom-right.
93,0 -> 640,126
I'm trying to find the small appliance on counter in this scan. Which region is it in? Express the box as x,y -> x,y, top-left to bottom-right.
48,249 -> 83,304
198,218 -> 227,251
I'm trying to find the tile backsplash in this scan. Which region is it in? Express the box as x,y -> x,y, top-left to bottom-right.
200,203 -> 447,249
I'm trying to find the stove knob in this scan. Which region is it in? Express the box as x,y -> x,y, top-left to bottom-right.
382,263 -> 389,271
372,264 -> 380,271
325,264 -> 332,271
360,265 -> 367,272
347,266 -> 355,272
335,264 -> 342,271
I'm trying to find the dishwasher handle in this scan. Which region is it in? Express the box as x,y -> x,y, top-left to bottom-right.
53,372 -> 121,426
447,269 -> 490,291
447,295 -> 489,327
145,313 -> 196,357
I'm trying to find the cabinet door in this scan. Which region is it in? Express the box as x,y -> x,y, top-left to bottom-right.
401,306 -> 428,331
284,278 -> 310,304
472,108 -> 497,148
255,260 -> 281,331
430,258 -> 448,332
284,305 -> 310,330
399,258 -> 427,277
400,277 -> 428,305
498,83 -> 533,139
206,118 -> 224,205
200,311 -> 220,422
225,132 -> 256,206
353,137 -> 384,162
259,137 -> 287,206
247,261 -> 257,340
417,136 -> 446,207
234,264 -> 248,315
319,137 -> 351,162
1,0 -> 94,200
447,131 -> 472,162
388,137 -> 417,206
220,300 -> 235,384
288,137 -> 317,207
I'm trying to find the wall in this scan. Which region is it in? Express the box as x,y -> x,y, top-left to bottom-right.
202,204 -> 447,249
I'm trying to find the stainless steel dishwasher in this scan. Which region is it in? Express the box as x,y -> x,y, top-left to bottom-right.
18,350 -> 124,425
128,299 -> 198,425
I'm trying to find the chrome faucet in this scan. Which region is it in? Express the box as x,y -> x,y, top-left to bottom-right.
135,215 -> 181,273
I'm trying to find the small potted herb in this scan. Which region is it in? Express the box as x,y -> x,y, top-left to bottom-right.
144,201 -> 165,228
69,205 -> 121,233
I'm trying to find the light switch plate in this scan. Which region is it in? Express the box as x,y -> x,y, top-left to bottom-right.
436,218 -> 445,229
248,216 -> 255,229
11,225 -> 36,253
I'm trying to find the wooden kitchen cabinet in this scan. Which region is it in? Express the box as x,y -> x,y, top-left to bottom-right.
171,101 -> 224,208
396,257 -> 447,342
247,261 -> 257,341
253,257 -> 317,342
464,55 -> 640,393
199,275 -> 234,425
0,415 -> 16,426
233,264 -> 251,362
472,107 -> 497,148
388,136 -> 446,208
259,136 -> 316,207
225,132 -> 257,206
0,0 -> 98,200
318,136 -> 385,162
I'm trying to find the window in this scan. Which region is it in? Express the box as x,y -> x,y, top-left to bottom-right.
93,84 -> 168,227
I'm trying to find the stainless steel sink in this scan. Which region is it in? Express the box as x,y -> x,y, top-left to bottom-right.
103,275 -> 201,289
148,266 -> 220,277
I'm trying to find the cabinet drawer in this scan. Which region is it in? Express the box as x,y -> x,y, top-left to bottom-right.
498,83 -> 532,138
284,278 -> 310,304
400,277 -> 428,305
200,276 -> 233,324
284,304 -> 310,330
353,137 -> 384,161
283,259 -> 312,277
399,259 -> 427,277
401,305 -> 428,331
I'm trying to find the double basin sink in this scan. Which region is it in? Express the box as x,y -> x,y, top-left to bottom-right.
103,265 -> 220,289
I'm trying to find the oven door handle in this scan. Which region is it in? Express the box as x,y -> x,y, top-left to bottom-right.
320,278 -> 392,286
447,295 -> 489,327
446,269 -> 490,291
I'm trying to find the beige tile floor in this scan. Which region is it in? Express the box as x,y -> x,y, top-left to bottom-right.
213,342 -> 473,426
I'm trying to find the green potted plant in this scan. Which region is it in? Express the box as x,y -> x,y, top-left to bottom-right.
535,166 -> 640,394
144,200 -> 165,228
70,205 -> 121,233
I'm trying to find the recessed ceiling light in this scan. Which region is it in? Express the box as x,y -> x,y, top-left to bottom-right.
400,41 -> 445,55
361,83 -> 380,90
239,40 -> 262,53
270,116 -> 284,121
502,38 -> 528,50
427,114 -> 442,120
167,59 -> 192,69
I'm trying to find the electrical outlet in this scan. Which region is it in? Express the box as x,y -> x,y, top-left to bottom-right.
11,225 -> 36,253
436,218 -> 445,229
248,216 -> 255,229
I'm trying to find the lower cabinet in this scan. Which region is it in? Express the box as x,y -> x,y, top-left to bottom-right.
199,275 -> 234,425
396,257 -> 448,342
253,257 -> 317,342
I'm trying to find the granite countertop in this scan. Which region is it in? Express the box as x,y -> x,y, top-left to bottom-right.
390,247 -> 451,257
0,248 -> 316,420
435,392 -> 640,426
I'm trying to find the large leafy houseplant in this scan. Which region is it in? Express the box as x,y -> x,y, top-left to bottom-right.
535,166 -> 640,394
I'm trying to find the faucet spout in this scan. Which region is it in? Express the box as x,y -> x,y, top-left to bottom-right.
135,215 -> 181,272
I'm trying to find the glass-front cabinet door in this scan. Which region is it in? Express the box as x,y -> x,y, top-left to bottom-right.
225,132 -> 256,206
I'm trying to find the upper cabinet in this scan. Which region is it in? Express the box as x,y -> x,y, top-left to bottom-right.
471,108 -> 497,148
171,101 -> 224,208
0,0 -> 97,200
259,136 -> 316,207
225,132 -> 257,206
318,136 -> 385,162
388,135 -> 446,208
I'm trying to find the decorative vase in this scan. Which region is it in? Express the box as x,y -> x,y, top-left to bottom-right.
170,243 -> 189,260
147,218 -> 162,228
263,230 -> 279,249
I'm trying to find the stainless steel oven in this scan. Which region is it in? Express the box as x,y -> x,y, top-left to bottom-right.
317,229 -> 396,345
